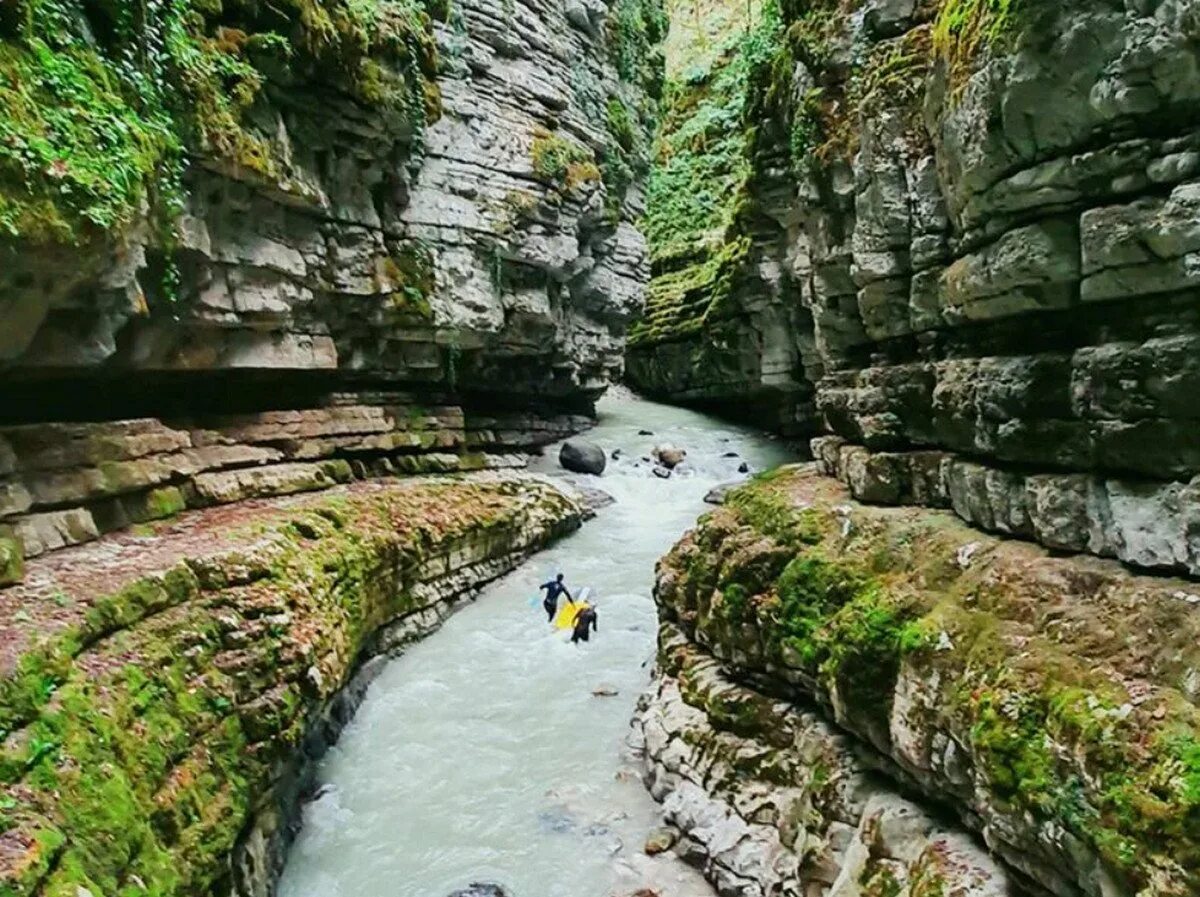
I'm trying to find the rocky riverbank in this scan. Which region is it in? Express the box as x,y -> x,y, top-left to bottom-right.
636,465 -> 1200,897
0,473 -> 585,897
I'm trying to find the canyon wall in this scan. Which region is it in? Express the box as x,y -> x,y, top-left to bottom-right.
629,12 -> 1200,886
0,1 -> 654,893
638,467 -> 1200,897
0,0 -> 663,580
626,0 -> 1200,572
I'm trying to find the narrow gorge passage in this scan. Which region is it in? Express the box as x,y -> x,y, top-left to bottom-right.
276,392 -> 793,897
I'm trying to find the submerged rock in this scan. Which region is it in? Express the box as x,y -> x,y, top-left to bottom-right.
703,482 -> 739,505
447,884 -> 510,897
652,467 -> 672,480
560,440 -> 607,476
572,484 -> 616,512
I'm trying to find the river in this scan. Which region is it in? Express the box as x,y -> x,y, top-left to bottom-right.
276,389 -> 795,897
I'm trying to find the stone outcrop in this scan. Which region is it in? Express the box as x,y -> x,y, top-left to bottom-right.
0,0 -> 663,490
638,465 -> 1200,897
624,0 -> 1200,573
0,399 -> 589,583
635,629 -> 1017,897
0,473 -> 585,897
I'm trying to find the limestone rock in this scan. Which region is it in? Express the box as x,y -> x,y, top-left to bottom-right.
643,827 -> 677,855
652,444 -> 686,469
560,441 -> 607,476
625,0 -> 1200,581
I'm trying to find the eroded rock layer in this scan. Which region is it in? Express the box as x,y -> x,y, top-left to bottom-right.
0,0 -> 663,457
638,466 -> 1200,897
626,0 -> 1200,569
0,473 -> 584,897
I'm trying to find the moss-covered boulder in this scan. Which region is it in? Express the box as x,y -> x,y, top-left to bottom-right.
652,464 -> 1200,897
0,474 -> 583,897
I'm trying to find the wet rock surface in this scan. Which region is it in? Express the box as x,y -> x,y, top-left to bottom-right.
560,440 -> 609,476
638,465 -> 1200,897
447,884 -> 510,897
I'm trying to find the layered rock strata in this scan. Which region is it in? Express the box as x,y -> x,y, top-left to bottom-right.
635,628 -> 1016,897
625,0 -> 1200,570
638,466 -> 1200,897
1,0 -> 662,406
0,473 -> 585,897
0,399 -> 591,584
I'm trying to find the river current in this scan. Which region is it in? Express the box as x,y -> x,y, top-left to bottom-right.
277,389 -> 794,897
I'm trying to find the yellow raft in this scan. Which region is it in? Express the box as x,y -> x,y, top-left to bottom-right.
554,602 -> 591,630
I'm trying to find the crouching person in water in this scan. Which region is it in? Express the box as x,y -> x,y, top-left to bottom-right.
540,573 -> 573,623
571,605 -> 598,644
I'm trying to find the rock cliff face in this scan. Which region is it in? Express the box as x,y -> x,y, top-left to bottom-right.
638,467 -> 1200,897
626,0 -> 1200,572
0,0 -> 662,579
1,0 -> 663,408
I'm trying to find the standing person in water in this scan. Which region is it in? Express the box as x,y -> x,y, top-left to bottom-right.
539,573 -> 574,623
571,604 -> 598,644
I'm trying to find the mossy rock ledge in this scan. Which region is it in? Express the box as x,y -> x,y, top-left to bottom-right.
642,465 -> 1200,897
0,473 -> 584,897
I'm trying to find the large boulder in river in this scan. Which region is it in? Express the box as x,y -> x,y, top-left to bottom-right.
448,885 -> 509,897
560,440 -> 606,475
653,444 -> 687,469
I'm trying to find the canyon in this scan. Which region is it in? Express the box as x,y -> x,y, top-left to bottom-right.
0,1 -> 1198,897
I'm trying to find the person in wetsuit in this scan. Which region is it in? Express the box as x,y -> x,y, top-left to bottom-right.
539,573 -> 573,622
570,605 -> 598,644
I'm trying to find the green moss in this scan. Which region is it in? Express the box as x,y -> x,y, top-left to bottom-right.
861,866 -> 903,897
630,0 -> 783,348
668,469 -> 1200,892
933,0 -> 1021,94
607,0 -> 668,94
530,129 -> 600,190
0,530 -> 23,586
0,0 -> 441,248
721,475 -> 824,548
143,486 -> 188,521
383,239 -> 436,317
0,479 -> 578,897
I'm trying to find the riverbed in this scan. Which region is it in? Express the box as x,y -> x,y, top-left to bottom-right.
276,390 -> 795,897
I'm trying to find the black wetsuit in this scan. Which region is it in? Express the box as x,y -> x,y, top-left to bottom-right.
540,580 -> 572,622
571,607 -> 598,643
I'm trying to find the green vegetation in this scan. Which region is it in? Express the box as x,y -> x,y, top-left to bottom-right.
385,239 -> 437,317
0,479 -> 577,897
663,469 -> 1200,893
608,0 -> 669,93
0,0 -> 442,247
933,0 -> 1021,94
530,129 -> 601,190
0,530 -> 23,586
630,0 -> 782,347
